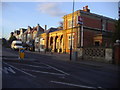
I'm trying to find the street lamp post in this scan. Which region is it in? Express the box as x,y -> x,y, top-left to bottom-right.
70,0 -> 75,60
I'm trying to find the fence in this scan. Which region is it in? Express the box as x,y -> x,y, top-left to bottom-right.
77,47 -> 113,63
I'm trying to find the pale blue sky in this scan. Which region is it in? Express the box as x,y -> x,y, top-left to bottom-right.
2,2 -> 119,39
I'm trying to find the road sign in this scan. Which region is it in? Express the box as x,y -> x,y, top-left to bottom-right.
77,16 -> 83,25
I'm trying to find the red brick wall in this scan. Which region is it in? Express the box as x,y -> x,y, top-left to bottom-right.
83,29 -> 99,47
81,15 -> 115,32
80,14 -> 115,47
102,37 -> 112,47
107,22 -> 115,32
82,16 -> 101,29
114,45 -> 120,64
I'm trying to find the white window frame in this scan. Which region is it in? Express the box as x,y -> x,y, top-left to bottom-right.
67,34 -> 74,49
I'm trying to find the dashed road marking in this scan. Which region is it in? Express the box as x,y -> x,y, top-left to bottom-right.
50,81 -> 97,89
34,62 -> 70,75
11,63 -> 50,69
22,69 -> 66,76
3,62 -> 36,78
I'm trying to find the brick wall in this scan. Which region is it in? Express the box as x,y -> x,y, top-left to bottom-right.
83,29 -> 100,47
81,13 -> 115,32
107,22 -> 115,32
114,45 -> 120,64
82,16 -> 101,29
80,13 -> 115,47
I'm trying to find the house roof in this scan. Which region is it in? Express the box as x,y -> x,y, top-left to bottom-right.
44,27 -> 62,34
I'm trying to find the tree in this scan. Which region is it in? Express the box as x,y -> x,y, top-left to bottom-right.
2,38 -> 9,47
113,19 -> 120,43
58,21 -> 63,29
8,32 -> 17,44
2,38 -> 7,45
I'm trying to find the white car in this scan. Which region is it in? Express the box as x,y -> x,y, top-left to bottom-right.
11,40 -> 23,50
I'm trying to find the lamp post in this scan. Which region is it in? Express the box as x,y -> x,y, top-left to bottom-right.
118,1 -> 120,20
70,0 -> 75,60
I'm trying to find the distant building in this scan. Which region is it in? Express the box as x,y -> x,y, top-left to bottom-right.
26,26 -> 33,44
22,30 -> 28,43
32,24 -> 44,40
19,28 -> 27,41
13,30 -> 20,39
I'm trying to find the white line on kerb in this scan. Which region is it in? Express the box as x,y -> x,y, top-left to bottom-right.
22,69 -> 65,76
3,62 -> 36,78
50,81 -> 97,89
34,62 -> 70,75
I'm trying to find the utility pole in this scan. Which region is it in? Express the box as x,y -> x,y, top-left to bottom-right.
70,0 -> 75,60
118,1 -> 120,20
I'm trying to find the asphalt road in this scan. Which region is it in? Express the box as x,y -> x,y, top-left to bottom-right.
2,47 -> 120,89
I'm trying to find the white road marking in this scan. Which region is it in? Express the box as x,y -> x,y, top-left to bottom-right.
3,67 -> 16,74
12,63 -> 50,69
3,62 -> 36,78
34,62 -> 70,75
50,81 -> 97,89
22,69 -> 66,76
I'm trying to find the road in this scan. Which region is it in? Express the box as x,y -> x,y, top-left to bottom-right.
2,47 -> 120,89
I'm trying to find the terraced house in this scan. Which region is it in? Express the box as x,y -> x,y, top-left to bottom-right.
40,6 -> 116,54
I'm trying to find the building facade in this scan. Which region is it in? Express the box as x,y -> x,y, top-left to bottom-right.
13,30 -> 20,39
40,6 -> 116,53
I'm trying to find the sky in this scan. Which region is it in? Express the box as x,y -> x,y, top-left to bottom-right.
1,1 -> 119,39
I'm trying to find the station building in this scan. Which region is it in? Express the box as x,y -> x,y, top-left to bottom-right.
39,6 -> 116,53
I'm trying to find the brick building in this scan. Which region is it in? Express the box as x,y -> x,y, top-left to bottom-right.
40,6 -> 116,54
80,9 -> 115,47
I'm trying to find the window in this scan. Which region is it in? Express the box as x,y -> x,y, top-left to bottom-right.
33,33 -> 37,39
68,34 -> 74,49
95,41 -> 100,46
40,45 -> 45,49
68,20 -> 72,28
102,20 -> 106,31
15,43 -> 22,46
68,17 -> 76,28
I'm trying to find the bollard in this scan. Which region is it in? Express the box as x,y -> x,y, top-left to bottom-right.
19,48 -> 25,59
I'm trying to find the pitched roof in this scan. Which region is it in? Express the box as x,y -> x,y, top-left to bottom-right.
44,27 -> 62,33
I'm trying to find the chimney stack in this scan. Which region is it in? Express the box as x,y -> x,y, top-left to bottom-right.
83,5 -> 90,12
45,25 -> 47,31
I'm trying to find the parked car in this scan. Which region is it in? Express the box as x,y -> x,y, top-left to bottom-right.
28,44 -> 35,51
22,43 -> 29,50
11,40 -> 23,50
